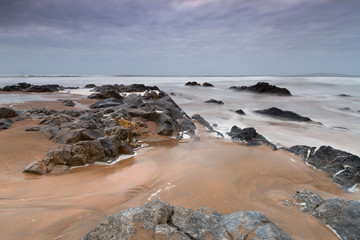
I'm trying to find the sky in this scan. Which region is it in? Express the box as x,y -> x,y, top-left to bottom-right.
0,0 -> 359,75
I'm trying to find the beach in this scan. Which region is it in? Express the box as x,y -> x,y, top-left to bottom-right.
0,76 -> 359,239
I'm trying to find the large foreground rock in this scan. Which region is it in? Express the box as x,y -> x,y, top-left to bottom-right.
285,145 -> 360,189
255,107 -> 312,122
292,190 -> 360,240
82,200 -> 292,240
230,82 -> 291,96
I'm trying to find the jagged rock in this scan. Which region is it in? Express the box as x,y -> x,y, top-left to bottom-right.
255,107 -> 312,122
185,81 -> 201,86
88,90 -> 122,100
235,109 -> 245,115
292,190 -> 360,240
82,200 -> 293,240
0,107 -> 18,118
202,82 -> 214,87
60,99 -> 76,107
93,83 -> 159,93
285,145 -> 360,189
228,126 -> 276,149
0,119 -> 14,129
204,99 -> 224,105
89,98 -> 123,109
84,84 -> 96,88
192,114 -> 224,137
230,82 -> 291,96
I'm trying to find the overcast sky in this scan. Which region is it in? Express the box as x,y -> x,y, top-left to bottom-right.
0,0 -> 359,75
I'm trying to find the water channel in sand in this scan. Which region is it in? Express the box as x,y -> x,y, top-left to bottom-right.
0,121 -> 359,240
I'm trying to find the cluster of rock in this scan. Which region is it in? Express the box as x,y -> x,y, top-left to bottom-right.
0,82 -> 64,92
0,107 -> 18,129
230,82 -> 291,96
185,81 -> 214,87
285,145 -> 360,189
22,84 -> 196,174
291,190 -> 360,240
82,199 -> 292,240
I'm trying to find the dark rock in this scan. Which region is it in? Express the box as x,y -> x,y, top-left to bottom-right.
89,98 -> 123,109
292,190 -> 360,240
255,107 -> 312,122
185,81 -> 201,86
81,129 -> 104,141
0,107 -> 18,118
0,82 -> 32,91
235,109 -> 245,115
60,99 -> 76,107
230,82 -> 291,96
192,114 -> 224,138
88,90 -> 122,100
24,84 -> 64,92
123,94 -> 143,108
202,82 -> 214,87
285,145 -> 360,189
0,119 -> 14,129
204,99 -> 224,105
338,94 -> 352,97
228,125 -> 276,149
82,200 -> 292,240
93,84 -> 159,93
25,126 -> 41,131
64,87 -> 79,90
84,84 -> 96,88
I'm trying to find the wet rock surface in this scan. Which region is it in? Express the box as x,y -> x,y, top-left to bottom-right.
255,107 -> 312,122
204,99 -> 224,105
192,114 -> 224,138
22,84 -> 196,174
228,125 -> 276,149
285,145 -> 360,189
82,200 -> 293,240
230,82 -> 291,96
0,82 -> 64,92
292,190 -> 360,240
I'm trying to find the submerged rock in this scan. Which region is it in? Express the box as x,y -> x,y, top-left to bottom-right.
228,125 -> 276,149
230,82 -> 291,96
185,81 -> 201,86
255,107 -> 312,122
285,145 -> 360,189
202,82 -> 214,87
82,200 -> 293,240
235,109 -> 245,115
204,99 -> 224,105
292,190 -> 360,240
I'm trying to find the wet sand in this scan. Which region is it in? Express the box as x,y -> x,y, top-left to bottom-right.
1,121 -> 359,240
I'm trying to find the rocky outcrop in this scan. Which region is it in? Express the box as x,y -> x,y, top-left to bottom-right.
255,107 -> 312,122
285,146 -> 360,189
202,82 -> 214,87
204,99 -> 224,105
22,84 -> 196,174
0,107 -> 18,118
291,190 -> 360,240
230,82 -> 291,96
192,114 -> 224,137
0,82 -> 64,92
82,200 -> 293,240
228,126 -> 276,149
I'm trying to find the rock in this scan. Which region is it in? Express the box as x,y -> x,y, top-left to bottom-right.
82,200 -> 292,240
204,99 -> 224,105
292,190 -> 360,240
255,107 -> 312,122
285,145 -> 360,189
60,99 -> 76,107
230,82 -> 291,96
64,86 -> 79,90
25,126 -> 41,131
202,82 -> 214,87
84,84 -> 96,88
192,114 -> 224,138
88,90 -> 122,100
185,81 -> 201,86
338,94 -> 351,97
228,126 -> 276,149
24,84 -> 64,92
235,109 -> 245,115
23,160 -> 48,175
293,189 -> 324,212
93,83 -> 159,93
0,119 -> 14,129
0,107 -> 18,118
0,82 -> 32,91
89,98 -> 123,109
